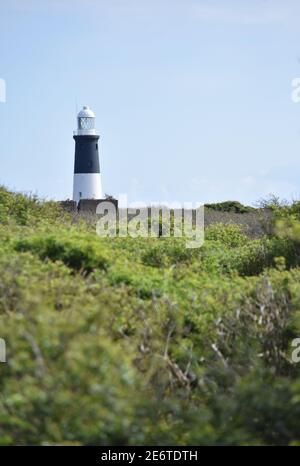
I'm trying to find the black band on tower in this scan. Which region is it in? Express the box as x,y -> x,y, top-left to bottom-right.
73,135 -> 100,174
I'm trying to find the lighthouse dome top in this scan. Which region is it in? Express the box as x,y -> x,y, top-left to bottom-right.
75,105 -> 97,136
77,105 -> 95,119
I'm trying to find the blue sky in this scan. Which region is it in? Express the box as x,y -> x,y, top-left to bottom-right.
1,0 -> 300,205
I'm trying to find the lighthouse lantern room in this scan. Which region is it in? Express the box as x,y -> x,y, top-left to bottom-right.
73,106 -> 102,203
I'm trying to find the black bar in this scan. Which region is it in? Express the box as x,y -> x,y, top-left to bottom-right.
0,445 -> 288,463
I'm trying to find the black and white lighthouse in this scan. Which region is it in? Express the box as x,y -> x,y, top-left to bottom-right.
73,106 -> 102,203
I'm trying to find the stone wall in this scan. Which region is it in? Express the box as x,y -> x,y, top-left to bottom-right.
78,199 -> 118,213
59,200 -> 77,213
59,199 -> 119,214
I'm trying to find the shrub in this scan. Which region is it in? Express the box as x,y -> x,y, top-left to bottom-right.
0,186 -> 68,226
0,189 -> 300,445
14,234 -> 109,273
205,201 -> 254,214
205,223 -> 248,247
141,240 -> 194,268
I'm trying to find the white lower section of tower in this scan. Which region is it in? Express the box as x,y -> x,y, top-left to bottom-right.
73,173 -> 102,204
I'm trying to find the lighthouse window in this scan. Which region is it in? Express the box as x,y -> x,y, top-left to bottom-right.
79,117 -> 94,130
96,143 -> 98,150
79,192 -> 82,198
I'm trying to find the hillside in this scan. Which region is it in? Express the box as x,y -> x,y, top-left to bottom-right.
0,186 -> 300,445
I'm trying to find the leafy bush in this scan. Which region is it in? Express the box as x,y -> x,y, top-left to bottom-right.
14,234 -> 109,273
0,189 -> 300,445
141,240 -> 194,268
205,201 -> 254,213
0,186 -> 66,226
205,223 -> 248,247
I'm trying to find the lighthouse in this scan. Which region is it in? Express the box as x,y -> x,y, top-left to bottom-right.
73,106 -> 102,204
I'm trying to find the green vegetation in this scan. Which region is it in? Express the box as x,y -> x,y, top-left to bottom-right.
205,200 -> 254,213
0,186 -> 300,445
